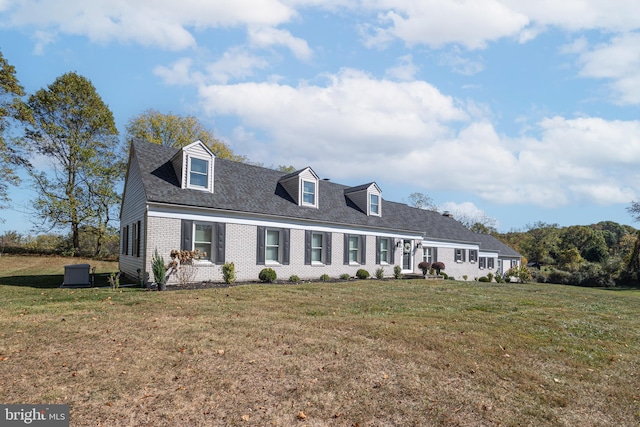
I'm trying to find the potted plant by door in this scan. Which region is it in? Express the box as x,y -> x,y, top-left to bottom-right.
151,249 -> 168,291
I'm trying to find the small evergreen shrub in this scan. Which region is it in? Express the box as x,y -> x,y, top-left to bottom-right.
462,275 -> 468,281
478,276 -> 490,282
320,273 -> 331,282
375,267 -> 385,279
221,262 -> 236,284
259,268 -> 277,283
151,248 -> 167,285
441,272 -> 449,279
393,265 -> 402,279
486,272 -> 494,283
340,273 -> 351,280
289,274 -> 300,283
356,269 -> 370,279
448,276 -> 455,280
495,274 -> 504,283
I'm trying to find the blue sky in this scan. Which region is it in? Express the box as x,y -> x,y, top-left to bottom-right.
2,0 -> 640,235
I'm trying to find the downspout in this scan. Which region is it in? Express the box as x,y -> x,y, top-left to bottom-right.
142,204 -> 149,288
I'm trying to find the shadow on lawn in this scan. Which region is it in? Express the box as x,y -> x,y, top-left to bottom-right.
0,273 -> 118,289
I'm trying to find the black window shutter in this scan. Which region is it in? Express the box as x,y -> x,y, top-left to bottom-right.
343,234 -> 349,265
181,220 -> 193,251
256,226 -> 265,265
360,235 -> 366,265
136,220 -> 141,257
325,232 -> 332,265
389,239 -> 395,265
304,230 -> 312,265
375,236 -> 381,264
282,228 -> 290,265
433,247 -> 438,262
216,223 -> 226,265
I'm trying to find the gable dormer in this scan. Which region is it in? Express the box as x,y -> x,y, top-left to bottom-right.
345,182 -> 382,216
171,140 -> 215,193
278,167 -> 319,208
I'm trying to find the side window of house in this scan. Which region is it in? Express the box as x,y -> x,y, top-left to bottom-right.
455,248 -> 466,263
344,234 -> 366,265
423,247 -> 433,264
257,226 -> 290,265
122,225 -> 129,255
305,231 -> 332,265
194,223 -> 213,261
479,257 -> 486,269
132,221 -> 141,258
469,250 -> 478,263
488,258 -> 494,269
376,236 -> 393,264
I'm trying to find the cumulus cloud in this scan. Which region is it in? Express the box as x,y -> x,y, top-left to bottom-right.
193,69 -> 640,207
0,0 -> 295,50
572,32 -> 640,104
385,54 -> 419,81
248,26 -> 313,60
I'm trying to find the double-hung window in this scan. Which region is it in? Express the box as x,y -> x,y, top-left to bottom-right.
302,180 -> 316,206
455,248 -> 466,263
266,229 -> 281,263
423,247 -> 433,264
370,194 -> 380,215
379,238 -> 389,263
188,157 -> 209,189
479,257 -> 486,269
311,232 -> 324,263
488,258 -> 495,269
469,249 -> 478,263
194,223 -> 213,261
348,236 -> 359,263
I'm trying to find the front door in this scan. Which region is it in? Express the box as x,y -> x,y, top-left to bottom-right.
402,239 -> 412,270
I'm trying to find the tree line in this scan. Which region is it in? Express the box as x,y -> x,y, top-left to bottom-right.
0,50 -> 242,257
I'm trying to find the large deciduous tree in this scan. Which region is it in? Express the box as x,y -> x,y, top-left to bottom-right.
22,72 -> 122,255
125,109 -> 243,160
0,50 -> 29,212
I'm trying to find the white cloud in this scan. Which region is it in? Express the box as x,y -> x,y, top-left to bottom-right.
193,69 -> 640,208
0,0 -> 296,50
248,26 -> 313,60
206,48 -> 270,84
572,32 -> 640,104
363,0 -> 529,50
385,54 -> 418,81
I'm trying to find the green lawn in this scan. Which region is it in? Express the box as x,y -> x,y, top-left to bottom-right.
1,255 -> 639,426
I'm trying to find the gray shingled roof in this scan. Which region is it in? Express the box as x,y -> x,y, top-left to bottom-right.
131,140 -> 521,257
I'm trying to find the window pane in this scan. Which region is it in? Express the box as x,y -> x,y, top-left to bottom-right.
191,158 -> 208,173
195,224 -> 212,242
266,230 -> 280,245
312,248 -> 322,262
266,247 -> 279,261
380,238 -> 388,250
312,233 -> 323,248
349,236 -> 359,250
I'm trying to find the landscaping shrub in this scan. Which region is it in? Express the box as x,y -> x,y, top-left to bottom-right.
355,269 -> 370,279
221,262 -> 236,284
289,274 -> 300,283
393,265 -> 402,279
339,273 -> 351,280
375,267 -> 385,279
259,268 -> 277,283
417,261 -> 431,276
478,276 -> 490,282
486,272 -> 494,283
151,248 -> 167,285
441,272 -> 449,279
320,273 -> 331,282
432,261 -> 445,275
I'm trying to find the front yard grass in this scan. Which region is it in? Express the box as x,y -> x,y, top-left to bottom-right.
0,255 -> 639,426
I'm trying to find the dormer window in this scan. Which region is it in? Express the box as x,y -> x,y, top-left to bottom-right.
278,167 -> 319,208
302,180 -> 316,206
370,194 -> 380,215
171,140 -> 215,193
189,157 -> 209,189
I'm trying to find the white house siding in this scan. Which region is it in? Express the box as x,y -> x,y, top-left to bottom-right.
143,213 -> 409,284
119,155 -> 147,281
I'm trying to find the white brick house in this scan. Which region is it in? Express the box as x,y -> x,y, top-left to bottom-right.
119,140 -> 521,284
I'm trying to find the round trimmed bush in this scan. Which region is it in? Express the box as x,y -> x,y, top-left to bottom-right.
356,269 -> 370,279
340,273 -> 351,280
289,275 -> 300,283
320,273 -> 331,282
259,268 -> 277,283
